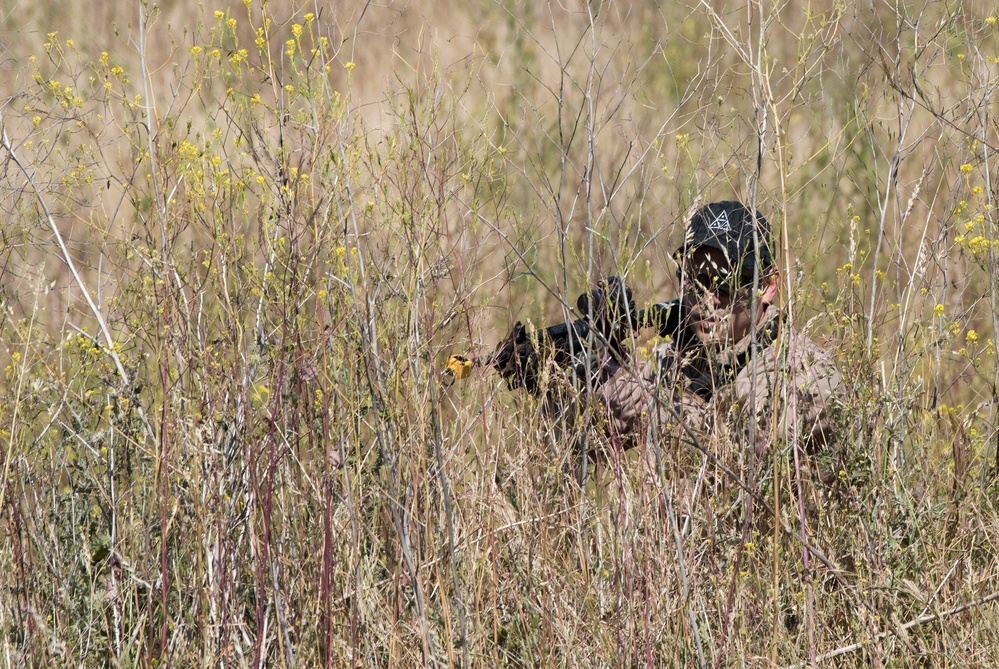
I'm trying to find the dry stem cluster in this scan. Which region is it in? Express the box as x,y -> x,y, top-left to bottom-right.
1,0 -> 998,666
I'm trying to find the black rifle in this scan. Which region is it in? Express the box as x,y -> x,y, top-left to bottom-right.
489,289 -> 687,394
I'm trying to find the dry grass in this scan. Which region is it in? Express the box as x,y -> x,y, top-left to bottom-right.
1,0 -> 998,666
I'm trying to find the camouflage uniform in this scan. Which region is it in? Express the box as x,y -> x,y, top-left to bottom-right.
489,201 -> 845,483
598,305 -> 843,475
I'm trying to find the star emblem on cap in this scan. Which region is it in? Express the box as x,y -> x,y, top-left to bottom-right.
708,209 -> 731,232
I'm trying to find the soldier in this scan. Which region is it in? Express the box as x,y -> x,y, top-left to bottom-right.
489,200 -> 844,483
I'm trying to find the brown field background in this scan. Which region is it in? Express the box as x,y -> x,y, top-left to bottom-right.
2,0 -> 999,666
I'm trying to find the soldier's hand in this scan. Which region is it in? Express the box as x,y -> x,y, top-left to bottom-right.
490,321 -> 540,393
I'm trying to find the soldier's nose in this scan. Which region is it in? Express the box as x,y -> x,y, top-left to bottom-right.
700,290 -> 722,309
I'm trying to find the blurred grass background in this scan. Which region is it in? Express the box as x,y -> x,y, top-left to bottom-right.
1,0 -> 998,666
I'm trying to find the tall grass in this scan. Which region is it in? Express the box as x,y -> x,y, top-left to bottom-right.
1,0 -> 998,666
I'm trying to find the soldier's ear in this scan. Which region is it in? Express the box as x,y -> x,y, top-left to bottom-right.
760,269 -> 780,306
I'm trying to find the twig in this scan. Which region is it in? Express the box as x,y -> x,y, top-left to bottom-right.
782,590 -> 999,668
0,112 -> 158,446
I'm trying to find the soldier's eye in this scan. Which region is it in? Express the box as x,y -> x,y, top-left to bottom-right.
691,274 -> 735,297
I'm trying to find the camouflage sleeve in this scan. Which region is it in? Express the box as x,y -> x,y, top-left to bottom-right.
733,330 -> 842,450
597,349 -> 711,444
786,334 -> 843,449
597,359 -> 656,438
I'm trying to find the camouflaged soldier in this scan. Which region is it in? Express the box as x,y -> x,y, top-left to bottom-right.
485,200 -> 843,481
598,201 -> 844,479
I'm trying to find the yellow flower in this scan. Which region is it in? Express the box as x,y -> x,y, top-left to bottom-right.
251,383 -> 270,407
214,10 -> 225,20
960,163 -> 972,173
345,61 -> 356,71
934,304 -> 945,317
966,330 -> 978,344
968,236 -> 989,254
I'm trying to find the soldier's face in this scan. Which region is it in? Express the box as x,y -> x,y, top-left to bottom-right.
680,247 -> 775,347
